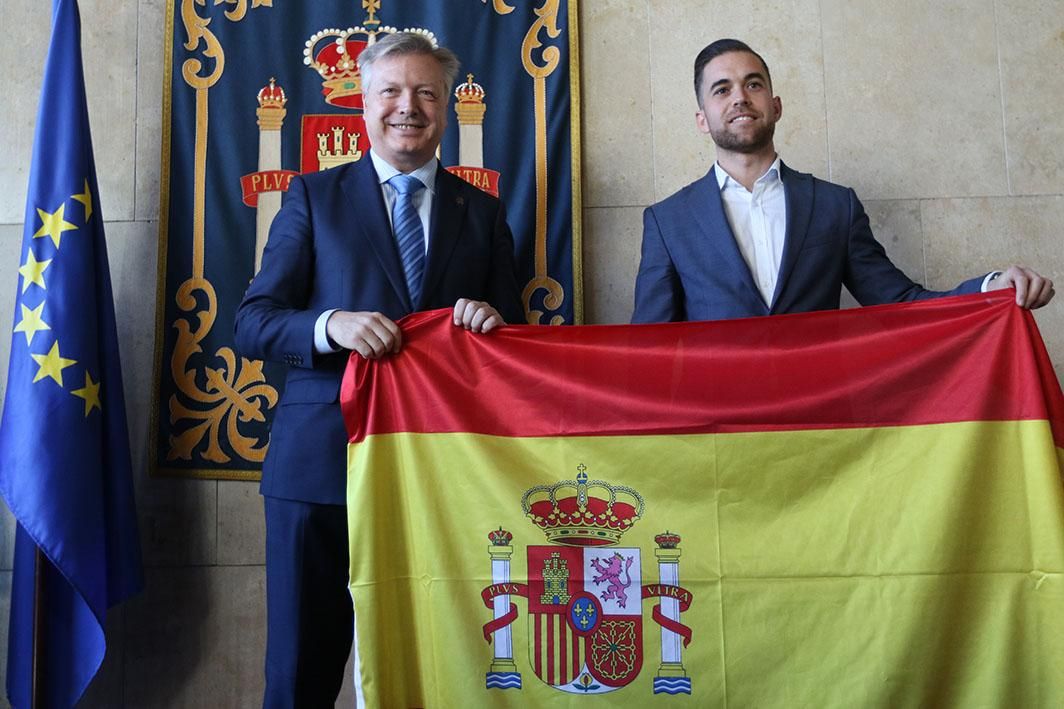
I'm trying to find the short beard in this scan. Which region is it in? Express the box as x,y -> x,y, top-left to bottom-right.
710,122 -> 775,154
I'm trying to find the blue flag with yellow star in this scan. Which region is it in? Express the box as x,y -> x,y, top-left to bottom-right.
0,0 -> 143,705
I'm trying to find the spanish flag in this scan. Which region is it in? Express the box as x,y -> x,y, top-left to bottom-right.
343,292 -> 1064,708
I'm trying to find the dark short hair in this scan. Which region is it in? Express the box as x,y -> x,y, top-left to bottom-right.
359,31 -> 461,96
693,39 -> 772,106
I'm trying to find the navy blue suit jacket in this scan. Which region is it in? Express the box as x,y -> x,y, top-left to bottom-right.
235,158 -> 523,504
632,163 -> 984,323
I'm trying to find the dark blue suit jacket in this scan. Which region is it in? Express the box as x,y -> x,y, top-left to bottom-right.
235,157 -> 523,504
632,163 -> 984,323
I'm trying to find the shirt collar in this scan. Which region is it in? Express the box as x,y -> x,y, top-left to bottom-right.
370,149 -> 438,193
714,156 -> 783,192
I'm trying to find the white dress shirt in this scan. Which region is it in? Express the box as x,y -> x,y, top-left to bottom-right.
715,157 -> 787,306
715,157 -> 998,304
313,151 -> 439,353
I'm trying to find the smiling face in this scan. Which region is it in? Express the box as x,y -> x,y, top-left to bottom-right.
695,50 -> 782,158
362,52 -> 448,172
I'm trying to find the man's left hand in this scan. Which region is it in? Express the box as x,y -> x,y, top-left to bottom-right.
988,265 -> 1055,309
452,298 -> 506,333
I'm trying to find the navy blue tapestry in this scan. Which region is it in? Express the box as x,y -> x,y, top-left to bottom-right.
154,0 -> 581,478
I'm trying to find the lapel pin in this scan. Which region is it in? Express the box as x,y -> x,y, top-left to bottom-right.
456,196 -> 465,206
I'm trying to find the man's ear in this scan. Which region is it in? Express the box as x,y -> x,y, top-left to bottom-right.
773,96 -> 783,121
695,109 -> 710,135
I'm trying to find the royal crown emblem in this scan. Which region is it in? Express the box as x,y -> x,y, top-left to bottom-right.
481,465 -> 694,696
257,77 -> 287,111
302,2 -> 438,110
522,464 -> 645,547
454,73 -> 486,124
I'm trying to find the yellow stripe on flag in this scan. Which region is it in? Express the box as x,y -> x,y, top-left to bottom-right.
348,421 -> 1064,707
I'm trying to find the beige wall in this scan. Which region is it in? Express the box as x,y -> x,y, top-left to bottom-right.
0,0 -> 1060,705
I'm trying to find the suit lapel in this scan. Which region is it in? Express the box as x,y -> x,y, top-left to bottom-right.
686,167 -> 765,309
770,163 -> 814,312
419,168 -> 467,308
340,158 -> 412,309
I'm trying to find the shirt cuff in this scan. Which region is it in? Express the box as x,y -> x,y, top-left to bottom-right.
314,309 -> 342,354
981,271 -> 1003,292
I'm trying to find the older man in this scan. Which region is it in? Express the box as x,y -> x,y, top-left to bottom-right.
235,32 -> 523,707
633,38 -> 1053,323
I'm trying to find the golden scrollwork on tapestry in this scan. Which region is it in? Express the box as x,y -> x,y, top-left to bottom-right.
168,277 -> 277,463
181,0 -> 225,89
521,0 -> 561,79
520,0 -> 566,324
522,277 -> 566,325
214,0 -> 273,23
488,0 -> 516,15
170,0 -> 277,465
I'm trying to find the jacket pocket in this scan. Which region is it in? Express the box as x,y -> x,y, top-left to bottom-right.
281,376 -> 341,404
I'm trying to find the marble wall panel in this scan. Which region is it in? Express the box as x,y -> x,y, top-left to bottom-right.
0,225 -> 25,407
649,0 -> 827,200
821,0 -> 1007,200
0,3 -> 48,224
579,0 -> 655,207
0,1 -> 138,223
123,565 -> 266,707
105,221 -> 160,474
137,476 -> 218,567
79,0 -> 140,223
922,195 -> 1064,376
863,199 -> 926,287
582,206 -> 644,324
338,654 -> 356,708
0,502 -> 13,572
996,0 -> 1064,195
217,481 -> 265,566
0,225 -> 28,570
136,0 -> 166,222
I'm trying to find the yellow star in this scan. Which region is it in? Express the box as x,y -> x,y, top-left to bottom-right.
71,371 -> 102,416
72,179 -> 93,222
33,204 -> 77,249
18,252 -> 52,293
13,302 -> 50,346
31,341 -> 76,386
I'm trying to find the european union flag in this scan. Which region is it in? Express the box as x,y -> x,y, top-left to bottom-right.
0,1 -> 143,706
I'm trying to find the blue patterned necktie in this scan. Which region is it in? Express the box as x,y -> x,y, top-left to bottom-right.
388,174 -> 426,306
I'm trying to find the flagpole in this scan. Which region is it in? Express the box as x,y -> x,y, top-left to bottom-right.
31,546 -> 43,709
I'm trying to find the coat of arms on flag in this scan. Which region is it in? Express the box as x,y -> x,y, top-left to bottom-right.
481,466 -> 694,696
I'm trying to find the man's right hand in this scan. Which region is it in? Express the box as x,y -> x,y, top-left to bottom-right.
986,265 -> 1055,309
325,311 -> 402,359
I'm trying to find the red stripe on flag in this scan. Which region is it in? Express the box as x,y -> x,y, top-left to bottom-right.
546,614 -> 555,686
534,616 -> 542,679
343,293 -> 1064,446
558,616 -> 567,685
